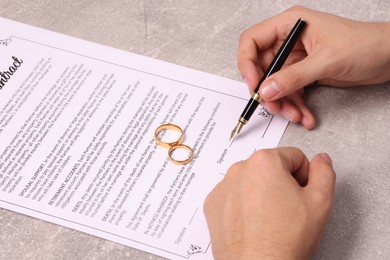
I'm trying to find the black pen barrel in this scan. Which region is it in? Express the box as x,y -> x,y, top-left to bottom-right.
240,97 -> 260,122
231,18 -> 306,140
253,19 -> 306,93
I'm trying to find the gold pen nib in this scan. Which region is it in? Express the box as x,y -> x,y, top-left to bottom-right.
230,121 -> 244,141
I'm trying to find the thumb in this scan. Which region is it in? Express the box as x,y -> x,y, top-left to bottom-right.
306,153 -> 336,206
259,55 -> 322,101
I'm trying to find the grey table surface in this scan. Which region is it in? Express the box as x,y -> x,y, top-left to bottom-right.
0,1 -> 389,259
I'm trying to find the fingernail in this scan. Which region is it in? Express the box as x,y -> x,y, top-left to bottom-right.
261,80 -> 280,99
319,153 -> 333,166
301,116 -> 309,126
302,116 -> 315,130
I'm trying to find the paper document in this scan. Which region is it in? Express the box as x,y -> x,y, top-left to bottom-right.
0,17 -> 288,259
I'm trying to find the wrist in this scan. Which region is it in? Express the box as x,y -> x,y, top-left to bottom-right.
378,22 -> 390,82
384,23 -> 390,81
360,21 -> 390,84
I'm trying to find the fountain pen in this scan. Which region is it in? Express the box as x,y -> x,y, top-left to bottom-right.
230,18 -> 307,141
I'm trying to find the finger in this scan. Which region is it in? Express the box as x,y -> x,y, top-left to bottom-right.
270,147 -> 310,186
261,100 -> 281,115
244,11 -> 305,51
238,15 -> 306,93
263,94 -> 315,129
263,97 -> 304,124
279,97 -> 303,123
237,34 -> 262,92
306,153 -> 336,204
260,54 -> 323,101
286,92 -> 316,129
239,19 -> 279,51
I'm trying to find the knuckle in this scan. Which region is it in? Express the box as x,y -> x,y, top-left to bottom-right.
238,29 -> 251,44
203,185 -> 220,214
310,190 -> 333,213
252,148 -> 277,161
251,149 -> 270,160
249,149 -> 278,167
285,5 -> 306,14
203,194 -> 212,212
225,161 -> 243,178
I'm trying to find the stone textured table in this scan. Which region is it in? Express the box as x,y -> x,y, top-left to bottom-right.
0,1 -> 389,259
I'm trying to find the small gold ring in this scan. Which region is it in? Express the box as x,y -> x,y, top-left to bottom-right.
154,123 -> 184,148
168,144 -> 193,165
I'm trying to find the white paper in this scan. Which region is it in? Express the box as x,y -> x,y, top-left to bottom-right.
0,17 -> 288,259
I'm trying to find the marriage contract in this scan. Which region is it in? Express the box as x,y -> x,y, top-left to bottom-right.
0,17 -> 288,259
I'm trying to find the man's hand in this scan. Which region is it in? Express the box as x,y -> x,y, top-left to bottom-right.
204,147 -> 336,259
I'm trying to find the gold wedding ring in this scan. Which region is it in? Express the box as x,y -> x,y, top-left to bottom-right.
154,123 -> 194,165
168,144 -> 193,165
154,123 -> 184,148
